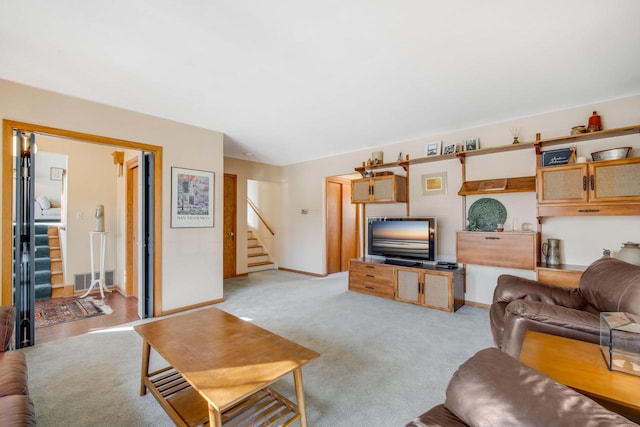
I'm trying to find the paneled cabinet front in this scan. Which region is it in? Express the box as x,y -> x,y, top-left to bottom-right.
395,268 -> 464,312
456,231 -> 540,270
351,175 -> 407,203
537,157 -> 640,216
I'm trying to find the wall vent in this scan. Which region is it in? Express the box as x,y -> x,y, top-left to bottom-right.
74,270 -> 115,291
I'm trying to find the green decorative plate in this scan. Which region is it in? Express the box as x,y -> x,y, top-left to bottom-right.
467,198 -> 507,231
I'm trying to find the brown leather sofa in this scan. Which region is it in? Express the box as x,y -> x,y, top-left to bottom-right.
490,256 -> 640,358
406,347 -> 639,426
0,305 -> 36,426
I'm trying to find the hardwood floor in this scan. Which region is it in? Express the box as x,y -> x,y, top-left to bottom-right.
35,290 -> 140,345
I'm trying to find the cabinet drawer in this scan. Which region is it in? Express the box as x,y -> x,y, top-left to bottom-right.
349,278 -> 394,298
349,261 -> 394,279
456,231 -> 540,270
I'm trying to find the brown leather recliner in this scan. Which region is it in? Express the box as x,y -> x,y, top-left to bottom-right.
490,256 -> 640,358
406,347 -> 639,426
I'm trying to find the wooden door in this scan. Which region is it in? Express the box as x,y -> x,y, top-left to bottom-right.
326,176 -> 359,274
223,174 -> 237,279
126,158 -> 139,298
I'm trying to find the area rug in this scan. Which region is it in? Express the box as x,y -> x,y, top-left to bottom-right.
35,297 -> 105,328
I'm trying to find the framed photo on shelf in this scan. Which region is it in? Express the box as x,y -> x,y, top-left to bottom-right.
443,143 -> 457,155
464,138 -> 479,151
425,141 -> 442,157
171,167 -> 215,228
422,172 -> 447,196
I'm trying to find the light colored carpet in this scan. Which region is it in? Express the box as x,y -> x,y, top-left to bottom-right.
23,270 -> 493,426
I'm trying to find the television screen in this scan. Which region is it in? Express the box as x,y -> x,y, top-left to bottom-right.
367,217 -> 436,262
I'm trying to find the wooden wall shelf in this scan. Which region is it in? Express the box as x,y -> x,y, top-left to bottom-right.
458,176 -> 536,196
355,160 -> 409,176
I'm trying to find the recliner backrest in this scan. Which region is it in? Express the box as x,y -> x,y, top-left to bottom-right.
579,257 -> 640,315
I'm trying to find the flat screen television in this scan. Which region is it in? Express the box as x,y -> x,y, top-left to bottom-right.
367,217 -> 436,265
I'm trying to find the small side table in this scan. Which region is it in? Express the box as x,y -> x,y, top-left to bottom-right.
80,231 -> 111,299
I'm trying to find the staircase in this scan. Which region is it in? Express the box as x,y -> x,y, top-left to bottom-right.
247,229 -> 276,273
33,224 -> 52,300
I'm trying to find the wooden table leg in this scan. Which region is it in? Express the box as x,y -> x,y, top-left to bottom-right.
208,404 -> 222,427
293,368 -> 309,427
140,341 -> 150,396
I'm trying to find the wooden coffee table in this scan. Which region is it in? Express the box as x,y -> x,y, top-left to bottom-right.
134,307 -> 320,427
519,330 -> 640,421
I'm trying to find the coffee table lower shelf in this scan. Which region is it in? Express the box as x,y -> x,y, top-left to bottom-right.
145,366 -> 301,427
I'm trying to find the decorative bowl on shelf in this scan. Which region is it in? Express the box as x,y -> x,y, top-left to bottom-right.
591,147 -> 631,162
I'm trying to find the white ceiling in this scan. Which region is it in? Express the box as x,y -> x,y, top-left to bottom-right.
1,1 -> 639,166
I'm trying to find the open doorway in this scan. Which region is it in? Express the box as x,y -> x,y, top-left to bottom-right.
2,120 -> 163,346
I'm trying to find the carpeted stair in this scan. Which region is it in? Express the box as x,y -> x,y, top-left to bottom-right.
34,224 -> 52,300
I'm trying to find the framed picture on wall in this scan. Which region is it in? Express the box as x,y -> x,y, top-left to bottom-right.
422,172 -> 447,196
171,167 -> 215,228
50,167 -> 64,181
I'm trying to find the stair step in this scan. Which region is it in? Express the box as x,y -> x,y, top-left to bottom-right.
248,260 -> 275,267
50,272 -> 64,285
248,252 -> 266,257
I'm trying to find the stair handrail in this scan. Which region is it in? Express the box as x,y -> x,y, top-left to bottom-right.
247,197 -> 276,236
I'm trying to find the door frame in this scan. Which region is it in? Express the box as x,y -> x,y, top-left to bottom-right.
125,157 -> 139,297
2,120 -> 164,315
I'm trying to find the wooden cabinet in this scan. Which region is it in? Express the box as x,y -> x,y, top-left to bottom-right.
348,260 -> 394,298
537,157 -> 640,216
537,263 -> 586,288
456,231 -> 541,270
395,267 -> 464,312
349,259 -> 464,312
351,175 -> 407,203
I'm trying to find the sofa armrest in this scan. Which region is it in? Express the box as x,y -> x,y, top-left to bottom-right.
0,306 -> 15,351
406,404 -> 468,427
501,300 -> 600,357
444,348 -> 638,427
494,274 -> 586,309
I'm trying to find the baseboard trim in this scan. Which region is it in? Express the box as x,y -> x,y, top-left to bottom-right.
161,298 -> 225,316
277,267 -> 327,278
464,300 -> 490,310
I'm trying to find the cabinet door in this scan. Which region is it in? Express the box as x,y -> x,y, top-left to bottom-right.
537,164 -> 588,204
423,272 -> 451,310
395,269 -> 420,304
590,158 -> 640,202
351,179 -> 371,203
457,231 -> 540,270
372,176 -> 395,201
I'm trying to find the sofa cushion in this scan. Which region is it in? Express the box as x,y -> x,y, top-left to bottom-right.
444,348 -> 637,427
0,395 -> 36,427
0,352 -> 29,397
0,305 -> 15,351
579,257 -> 640,315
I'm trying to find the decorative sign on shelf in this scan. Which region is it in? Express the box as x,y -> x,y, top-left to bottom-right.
478,178 -> 507,192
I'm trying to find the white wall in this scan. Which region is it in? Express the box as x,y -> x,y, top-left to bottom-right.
34,151 -> 66,207
277,95 -> 640,305
0,79 -> 224,312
